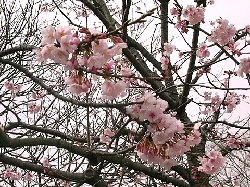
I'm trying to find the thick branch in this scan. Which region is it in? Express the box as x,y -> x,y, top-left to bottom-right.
0,154 -> 107,187
6,122 -> 100,144
0,44 -> 35,57
0,132 -> 190,186
180,24 -> 200,106
123,47 -> 178,108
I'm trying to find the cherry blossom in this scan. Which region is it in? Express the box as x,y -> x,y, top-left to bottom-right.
99,128 -> 115,144
170,7 -> 178,16
40,44 -> 57,62
65,75 -> 91,95
175,20 -> 189,33
1,169 -> 21,180
54,25 -> 72,42
198,151 -> 225,175
23,172 -> 33,181
160,57 -> 169,70
28,102 -> 41,113
197,43 -> 210,61
41,25 -> 55,45
42,157 -> 51,167
102,79 -> 127,100
208,19 -> 236,45
182,5 -> 205,25
209,0 -> 215,5
236,57 -> 250,77
163,42 -> 176,57
227,132 -> 241,149
51,47 -> 69,65
60,35 -> 78,52
128,94 -> 201,169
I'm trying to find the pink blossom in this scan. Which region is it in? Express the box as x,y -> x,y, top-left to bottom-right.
60,180 -> 71,187
175,20 -> 189,33
4,81 -> 15,90
54,25 -> 72,42
41,25 -> 55,45
66,78 -> 91,96
152,131 -> 168,144
145,108 -> 161,123
121,67 -> 132,76
198,151 -> 225,175
208,19 -> 236,45
112,42 -> 128,55
70,37 -> 81,45
245,25 -> 250,34
197,43 -> 210,60
204,91 -> 212,101
23,172 -> 33,181
236,57 -> 250,77
163,42 -> 176,56
28,102 -> 41,113
2,168 -> 13,179
10,171 -> 21,180
33,49 -> 44,62
87,54 -> 106,69
42,157 -> 51,167
65,61 -> 75,71
99,128 -> 115,144
40,44 -> 57,62
68,84 -> 84,95
78,56 -> 88,66
99,134 -> 111,144
51,47 -> 69,65
104,128 -> 115,137
102,80 -> 127,100
143,92 -> 157,106
170,8 -> 178,15
182,5 -> 205,25
227,133 -> 241,149
92,39 -> 109,54
60,35 -> 77,53
103,60 -> 114,73
209,0 -> 215,5
160,57 -> 169,70
112,36 -> 124,44
81,79 -> 91,92
88,28 -> 102,35
246,152 -> 250,161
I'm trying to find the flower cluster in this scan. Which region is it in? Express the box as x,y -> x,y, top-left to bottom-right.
102,79 -> 128,100
163,42 -> 176,57
226,132 -> 242,149
236,57 -> 250,77
1,168 -> 21,180
175,20 -> 189,33
197,43 -> 210,61
198,151 -> 225,175
127,93 -> 201,170
99,128 -> 115,145
160,42 -> 176,72
28,102 -> 41,113
42,157 -> 51,167
208,19 -> 236,45
1,169 -> 33,182
182,5 -> 205,25
201,91 -> 240,114
4,81 -> 22,98
34,25 -> 127,96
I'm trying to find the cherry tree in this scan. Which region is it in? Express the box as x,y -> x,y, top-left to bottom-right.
0,0 -> 250,186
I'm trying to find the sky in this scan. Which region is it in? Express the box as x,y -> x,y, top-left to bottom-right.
205,0 -> 250,28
